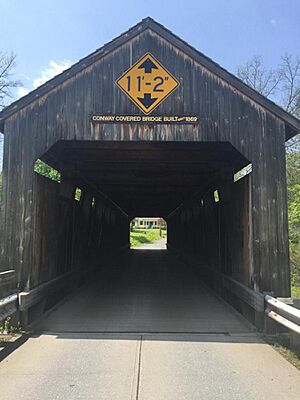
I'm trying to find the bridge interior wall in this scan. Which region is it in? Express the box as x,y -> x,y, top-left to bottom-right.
168,176 -> 251,287
29,173 -> 129,290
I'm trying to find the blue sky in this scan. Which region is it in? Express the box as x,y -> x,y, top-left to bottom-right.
1,0 -> 300,98
0,0 -> 300,167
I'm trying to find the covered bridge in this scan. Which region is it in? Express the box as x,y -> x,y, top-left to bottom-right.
0,18 -> 299,327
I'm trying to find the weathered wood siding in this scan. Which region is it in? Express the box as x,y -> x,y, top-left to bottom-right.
168,177 -> 252,286
0,28 -> 289,295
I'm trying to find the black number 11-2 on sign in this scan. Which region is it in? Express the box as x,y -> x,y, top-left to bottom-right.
116,53 -> 180,114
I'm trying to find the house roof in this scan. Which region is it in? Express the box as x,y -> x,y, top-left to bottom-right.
0,17 -> 299,139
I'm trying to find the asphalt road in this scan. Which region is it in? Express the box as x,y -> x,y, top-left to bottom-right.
1,250 -> 300,399
131,237 -> 167,250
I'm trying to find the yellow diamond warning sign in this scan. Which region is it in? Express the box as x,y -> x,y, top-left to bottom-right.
116,53 -> 180,114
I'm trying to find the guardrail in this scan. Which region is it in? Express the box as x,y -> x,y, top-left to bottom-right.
0,270 -> 18,322
2,265 -> 300,337
0,268 -> 86,322
265,294 -> 300,335
0,293 -> 18,322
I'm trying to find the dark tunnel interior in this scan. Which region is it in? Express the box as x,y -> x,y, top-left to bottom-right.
29,140 -> 255,325
38,140 -> 250,278
42,140 -> 249,216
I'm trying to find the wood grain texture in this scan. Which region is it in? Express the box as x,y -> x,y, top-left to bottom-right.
0,28 -> 290,297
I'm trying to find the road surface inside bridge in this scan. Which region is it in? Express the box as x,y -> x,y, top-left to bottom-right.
1,251 -> 300,399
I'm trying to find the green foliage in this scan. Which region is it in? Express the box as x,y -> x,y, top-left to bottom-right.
130,228 -> 162,247
34,159 -> 60,182
74,188 -> 82,201
286,154 -> 300,298
0,317 -> 22,334
3,317 -> 10,333
286,154 -> 300,240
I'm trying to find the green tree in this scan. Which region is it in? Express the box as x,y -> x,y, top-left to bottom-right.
34,159 -> 60,182
286,154 -> 300,296
287,154 -> 300,239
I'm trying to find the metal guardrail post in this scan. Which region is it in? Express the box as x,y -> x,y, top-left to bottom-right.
264,294 -> 300,349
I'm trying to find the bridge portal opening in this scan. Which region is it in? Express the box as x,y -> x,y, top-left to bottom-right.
37,140 -> 251,273
130,217 -> 167,249
26,139 -> 256,328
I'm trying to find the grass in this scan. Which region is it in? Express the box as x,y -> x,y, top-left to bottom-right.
292,284 -> 300,299
290,242 -> 300,299
130,228 -> 166,247
261,334 -> 300,370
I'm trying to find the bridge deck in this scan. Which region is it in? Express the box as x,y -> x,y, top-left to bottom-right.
38,250 -> 250,334
1,251 -> 300,399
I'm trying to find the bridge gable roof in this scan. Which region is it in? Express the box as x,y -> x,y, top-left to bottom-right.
0,17 -> 299,139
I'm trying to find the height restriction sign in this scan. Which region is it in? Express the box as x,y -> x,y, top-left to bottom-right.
116,53 -> 180,114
